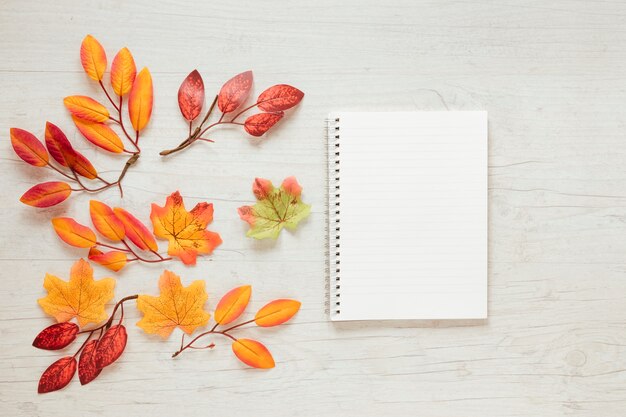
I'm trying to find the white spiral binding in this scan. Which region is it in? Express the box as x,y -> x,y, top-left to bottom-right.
327,115 -> 341,318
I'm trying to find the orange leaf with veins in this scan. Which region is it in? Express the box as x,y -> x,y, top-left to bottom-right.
80,35 -> 107,81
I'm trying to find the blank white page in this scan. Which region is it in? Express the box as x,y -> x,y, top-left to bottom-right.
327,112 -> 487,321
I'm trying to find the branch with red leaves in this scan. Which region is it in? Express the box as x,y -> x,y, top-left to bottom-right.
159,70 -> 303,156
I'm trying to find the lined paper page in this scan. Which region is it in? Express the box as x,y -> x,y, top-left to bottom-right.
331,112 -> 487,321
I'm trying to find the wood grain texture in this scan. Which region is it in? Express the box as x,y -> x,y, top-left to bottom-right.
1,0 -> 626,415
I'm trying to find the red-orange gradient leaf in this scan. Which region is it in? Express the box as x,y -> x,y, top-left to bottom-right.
113,207 -> 158,251
20,182 -> 72,208
178,70 -> 205,121
231,339 -> 275,369
111,47 -> 137,97
214,285 -> 252,325
88,248 -> 128,272
52,217 -> 97,248
218,70 -> 253,113
244,112 -> 283,137
90,200 -> 125,241
73,117 -> 124,153
10,128 -> 49,167
63,96 -> 110,123
78,340 -> 101,385
44,122 -> 75,167
254,299 -> 301,327
32,322 -> 79,350
257,84 -> 304,112
80,35 -> 107,81
71,151 -> 98,180
38,356 -> 76,394
95,324 -> 127,369
128,67 -> 153,132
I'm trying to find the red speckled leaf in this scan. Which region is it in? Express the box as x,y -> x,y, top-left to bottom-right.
38,356 -> 76,393
20,181 -> 72,208
244,112 -> 283,137
218,70 -> 253,113
32,322 -> 79,350
257,84 -> 304,112
178,70 -> 205,121
78,340 -> 102,385
10,128 -> 49,167
95,324 -> 127,369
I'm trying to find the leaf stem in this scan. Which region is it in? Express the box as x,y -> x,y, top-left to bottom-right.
159,95 -> 218,156
171,319 -> 256,358
78,294 -> 139,335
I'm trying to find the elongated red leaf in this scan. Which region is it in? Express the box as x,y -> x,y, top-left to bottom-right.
218,70 -> 253,113
45,122 -> 76,167
10,128 -> 49,167
257,84 -> 304,112
78,340 -> 101,385
178,70 -> 204,121
20,182 -> 72,208
113,207 -> 158,251
71,151 -> 98,179
95,324 -> 127,368
244,112 -> 283,137
38,356 -> 76,393
32,322 -> 79,350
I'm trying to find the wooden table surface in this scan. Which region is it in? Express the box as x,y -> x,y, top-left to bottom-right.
1,1 -> 625,416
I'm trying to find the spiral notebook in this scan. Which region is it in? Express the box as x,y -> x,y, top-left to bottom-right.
327,111 -> 488,321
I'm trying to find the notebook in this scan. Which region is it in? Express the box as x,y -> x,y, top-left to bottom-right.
326,111 -> 488,321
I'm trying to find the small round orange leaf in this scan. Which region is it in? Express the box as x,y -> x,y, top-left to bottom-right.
214,285 -> 252,325
52,217 -> 97,248
20,182 -> 71,208
90,200 -> 125,241
63,96 -> 110,123
80,34 -> 107,81
254,299 -> 301,327
231,339 -> 275,369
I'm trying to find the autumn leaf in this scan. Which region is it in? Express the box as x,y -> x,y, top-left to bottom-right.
244,112 -> 283,137
257,84 -> 304,112
254,299 -> 301,327
38,259 -> 116,327
90,200 -> 125,241
10,128 -> 49,167
136,270 -> 210,339
51,217 -> 97,248
94,324 -> 127,368
218,70 -> 253,113
80,34 -> 107,81
32,322 -> 79,350
113,207 -> 158,251
63,96 -> 110,123
73,117 -> 124,153
231,339 -> 275,369
178,69 -> 204,121
238,176 -> 311,239
111,47 -> 136,96
128,67 -> 153,132
38,356 -> 77,393
78,340 -> 101,385
20,181 -> 72,208
45,121 -> 75,167
214,285 -> 251,325
88,248 -> 127,272
150,191 -> 222,265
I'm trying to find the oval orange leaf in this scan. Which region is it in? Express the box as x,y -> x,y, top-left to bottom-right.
257,84 -> 304,112
80,34 -> 107,81
20,181 -> 72,208
90,200 -> 125,241
214,285 -> 252,325
128,67 -> 153,132
113,207 -> 158,251
71,151 -> 98,180
63,96 -> 110,123
52,217 -> 97,248
38,356 -> 77,393
45,122 -> 76,167
231,339 -> 275,369
73,117 -> 124,153
10,128 -> 49,167
244,112 -> 283,137
217,70 -> 253,113
88,248 -> 128,272
254,299 -> 301,327
111,47 -> 136,96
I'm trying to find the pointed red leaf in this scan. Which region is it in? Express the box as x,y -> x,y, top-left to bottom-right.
178,70 -> 205,121
78,340 -> 102,385
218,70 -> 253,113
257,84 -> 304,112
10,128 -> 49,167
38,356 -> 76,393
32,322 -> 79,350
44,122 -> 76,167
244,112 -> 283,137
95,324 -> 127,369
20,181 -> 72,208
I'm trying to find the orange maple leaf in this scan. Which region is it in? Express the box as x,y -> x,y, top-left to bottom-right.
37,259 -> 116,327
136,270 -> 210,339
150,191 -> 222,265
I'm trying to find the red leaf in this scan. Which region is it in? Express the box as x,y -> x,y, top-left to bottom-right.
78,340 -> 101,385
218,70 -> 253,113
10,128 -> 49,167
178,70 -> 205,121
95,324 -> 127,369
38,356 -> 76,393
244,112 -> 283,137
44,122 -> 76,168
20,181 -> 72,208
257,84 -> 304,112
32,322 -> 79,350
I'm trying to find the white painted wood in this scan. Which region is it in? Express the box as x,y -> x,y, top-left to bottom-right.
1,1 -> 625,415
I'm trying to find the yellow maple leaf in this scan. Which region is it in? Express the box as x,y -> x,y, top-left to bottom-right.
150,191 -> 222,265
38,259 -> 116,327
136,270 -> 210,339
